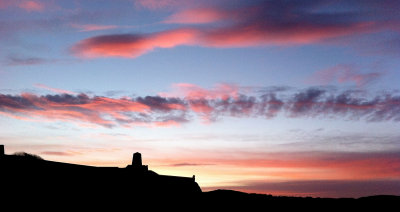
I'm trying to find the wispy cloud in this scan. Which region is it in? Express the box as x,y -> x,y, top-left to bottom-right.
5,55 -> 52,66
71,0 -> 399,58
166,163 -> 215,167
0,84 -> 399,127
212,151 -> 400,177
308,64 -> 384,86
0,92 -> 187,128
70,23 -> 118,32
160,83 -> 239,100
40,151 -> 78,156
70,28 -> 197,58
18,0 -> 44,12
156,149 -> 400,193
34,83 -> 77,95
163,7 -> 226,24
0,0 -> 45,12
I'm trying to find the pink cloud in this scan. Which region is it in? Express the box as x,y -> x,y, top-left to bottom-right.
164,8 -> 226,24
162,83 -> 239,100
0,93 -> 161,128
71,1 -> 398,59
0,0 -> 12,8
70,28 -> 198,58
0,0 -> 44,12
155,150 -> 400,197
1,85 -> 400,127
40,151 -> 78,156
160,83 -> 240,122
308,64 -> 383,86
18,0 -> 44,12
201,22 -> 376,47
188,100 -> 213,113
70,24 -> 118,32
158,150 -> 400,181
34,83 -> 77,95
153,120 -> 181,127
70,22 -> 378,58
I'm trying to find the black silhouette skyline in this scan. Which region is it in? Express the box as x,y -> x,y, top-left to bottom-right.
1,144 -> 398,209
1,0 -> 400,202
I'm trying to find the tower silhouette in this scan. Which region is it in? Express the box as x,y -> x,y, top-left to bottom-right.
132,152 -> 142,167
0,145 -> 4,156
127,152 -> 148,172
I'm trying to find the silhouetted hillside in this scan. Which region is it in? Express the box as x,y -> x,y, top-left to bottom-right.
1,145 -> 398,209
200,189 -> 399,210
0,145 -> 201,206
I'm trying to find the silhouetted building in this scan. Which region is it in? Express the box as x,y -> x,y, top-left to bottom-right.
127,152 -> 148,172
0,144 -> 201,199
132,152 -> 142,166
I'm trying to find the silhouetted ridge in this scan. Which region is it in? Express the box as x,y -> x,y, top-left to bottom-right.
0,145 -> 201,203
1,144 -> 398,209
201,189 -> 400,210
12,152 -> 43,160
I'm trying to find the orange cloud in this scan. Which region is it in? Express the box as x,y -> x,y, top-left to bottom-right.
153,120 -> 181,127
71,28 -> 198,58
154,150 -> 400,181
162,83 -> 239,100
71,1 -> 397,59
71,22 -> 377,58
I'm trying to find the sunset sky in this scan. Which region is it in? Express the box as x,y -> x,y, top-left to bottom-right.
1,0 -> 399,198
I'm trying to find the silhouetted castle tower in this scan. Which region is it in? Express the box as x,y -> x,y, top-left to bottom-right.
0,145 -> 201,194
0,145 -> 4,156
132,152 -> 142,168
127,152 -> 148,172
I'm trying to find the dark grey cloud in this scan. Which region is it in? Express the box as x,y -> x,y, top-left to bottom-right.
135,96 -> 187,111
0,87 -> 399,127
5,56 -> 50,66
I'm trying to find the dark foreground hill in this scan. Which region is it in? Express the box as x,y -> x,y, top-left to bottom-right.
0,145 -> 201,207
1,145 -> 398,209
201,189 -> 399,209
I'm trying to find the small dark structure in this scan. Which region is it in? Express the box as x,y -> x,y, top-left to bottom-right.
0,145 -> 201,201
0,145 -> 4,156
127,152 -> 148,172
132,152 -> 142,167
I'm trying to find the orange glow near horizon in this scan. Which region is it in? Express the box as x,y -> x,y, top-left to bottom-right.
1,0 -> 400,198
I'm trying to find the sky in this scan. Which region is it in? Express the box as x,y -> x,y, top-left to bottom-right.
1,0 -> 400,198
